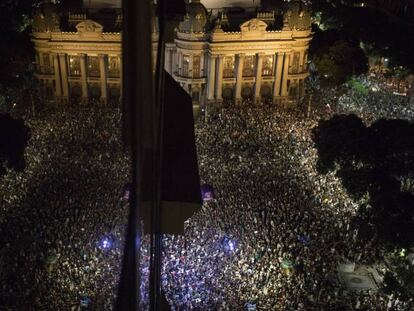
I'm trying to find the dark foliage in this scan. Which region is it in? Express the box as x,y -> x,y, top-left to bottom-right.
0,113 -> 30,175
310,1 -> 414,71
0,0 -> 41,85
383,254 -> 414,299
313,115 -> 414,250
311,32 -> 368,85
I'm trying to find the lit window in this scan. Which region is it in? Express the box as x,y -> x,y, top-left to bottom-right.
108,56 -> 120,78
243,55 -> 255,77
69,55 -> 81,76
223,56 -> 234,78
262,56 -> 273,76
193,56 -> 200,78
87,56 -> 100,77
182,55 -> 190,76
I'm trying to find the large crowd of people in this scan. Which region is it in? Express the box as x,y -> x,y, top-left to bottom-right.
0,107 -> 130,310
316,74 -> 413,121
0,73 -> 413,310
335,74 -> 414,124
160,103 -> 413,310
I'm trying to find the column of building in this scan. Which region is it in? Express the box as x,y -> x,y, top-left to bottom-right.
52,53 -> 62,100
189,53 -> 194,79
200,52 -> 205,77
99,54 -> 108,104
37,52 -> 45,98
215,54 -> 224,103
273,53 -> 283,104
299,50 -> 305,73
281,53 -> 290,99
119,55 -> 123,103
171,48 -> 178,75
235,53 -> 244,105
79,53 -> 88,104
187,53 -> 193,93
164,47 -> 172,74
254,53 -> 264,104
172,50 -> 178,75
39,51 -> 45,73
59,53 -> 69,102
177,52 -> 182,76
206,54 -> 216,102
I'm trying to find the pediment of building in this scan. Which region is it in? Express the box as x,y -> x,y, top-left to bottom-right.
76,20 -> 104,33
240,18 -> 267,33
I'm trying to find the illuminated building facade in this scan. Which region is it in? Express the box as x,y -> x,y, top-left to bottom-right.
32,1 -> 124,105
169,0 -> 312,106
32,0 -> 312,106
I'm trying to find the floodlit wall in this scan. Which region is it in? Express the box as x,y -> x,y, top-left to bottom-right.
200,0 -> 261,9
82,0 -> 121,9
83,0 -> 261,10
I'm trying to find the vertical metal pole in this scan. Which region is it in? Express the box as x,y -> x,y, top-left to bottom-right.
151,0 -> 166,309
117,0 -> 154,309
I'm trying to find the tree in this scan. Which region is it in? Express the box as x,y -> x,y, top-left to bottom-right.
0,0 -> 41,86
312,37 -> 368,86
313,115 -> 414,251
383,253 -> 414,300
393,67 -> 411,92
310,1 -> 414,71
0,113 -> 30,175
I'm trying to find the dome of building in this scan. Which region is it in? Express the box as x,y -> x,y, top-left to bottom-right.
178,0 -> 208,33
283,0 -> 311,31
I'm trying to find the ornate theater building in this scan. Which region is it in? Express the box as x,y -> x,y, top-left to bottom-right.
32,0 -> 313,107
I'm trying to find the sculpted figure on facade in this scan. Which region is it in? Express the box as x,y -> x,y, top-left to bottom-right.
76,20 -> 104,34
248,20 -> 258,31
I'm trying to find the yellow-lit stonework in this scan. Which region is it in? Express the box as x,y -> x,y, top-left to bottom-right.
32,0 -> 313,106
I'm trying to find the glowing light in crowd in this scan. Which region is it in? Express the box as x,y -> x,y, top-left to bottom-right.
99,237 -> 112,250
201,184 -> 214,202
246,302 -> 257,311
80,296 -> 91,307
124,189 -> 130,200
228,240 -> 235,251
222,236 -> 237,252
393,92 -> 407,96
123,183 -> 131,200
298,235 -> 310,245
